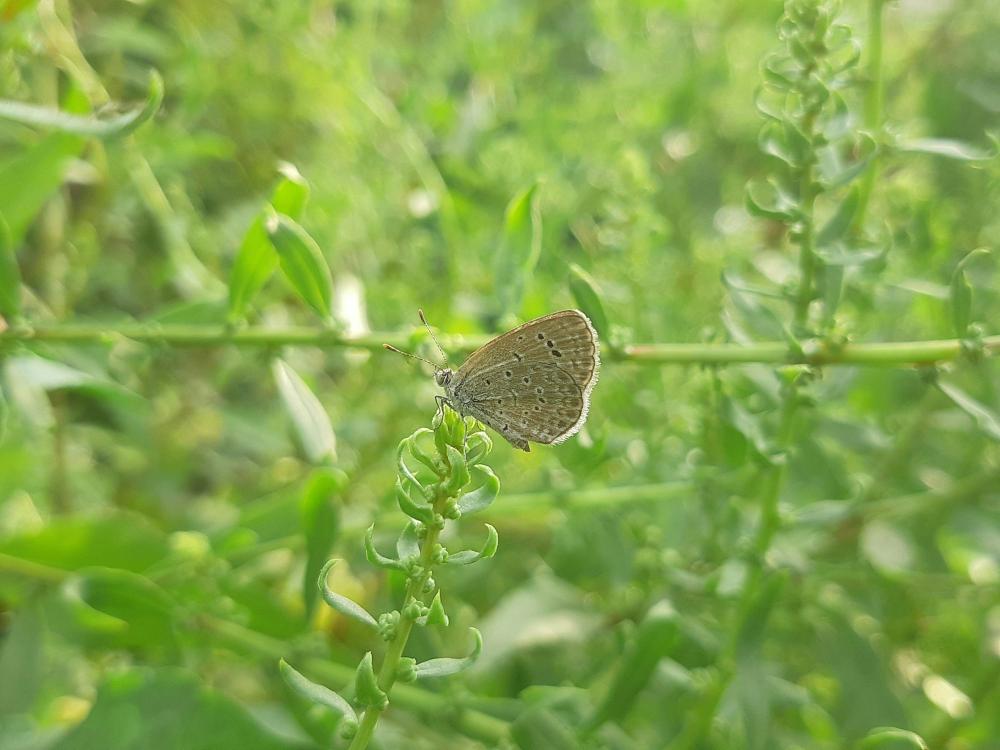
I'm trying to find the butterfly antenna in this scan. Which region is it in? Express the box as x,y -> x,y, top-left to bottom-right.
383,344 -> 440,369
417,309 -> 449,365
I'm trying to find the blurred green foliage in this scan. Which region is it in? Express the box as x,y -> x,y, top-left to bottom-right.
1,0 -> 999,748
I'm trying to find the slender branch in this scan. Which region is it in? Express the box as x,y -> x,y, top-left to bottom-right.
2,323 -> 997,367
348,509 -> 445,750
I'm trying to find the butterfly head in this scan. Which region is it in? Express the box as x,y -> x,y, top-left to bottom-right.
434,368 -> 453,387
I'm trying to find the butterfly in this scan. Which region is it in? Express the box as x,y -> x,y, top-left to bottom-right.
386,310 -> 599,451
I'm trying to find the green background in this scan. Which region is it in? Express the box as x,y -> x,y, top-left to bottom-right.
1,1 -> 998,748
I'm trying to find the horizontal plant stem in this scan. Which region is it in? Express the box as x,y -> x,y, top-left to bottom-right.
3,323 -> 998,367
622,336 -> 1000,365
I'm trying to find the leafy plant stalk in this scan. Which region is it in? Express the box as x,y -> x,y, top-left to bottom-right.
281,408 -> 499,749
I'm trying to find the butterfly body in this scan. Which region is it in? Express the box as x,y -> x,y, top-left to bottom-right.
438,310 -> 599,451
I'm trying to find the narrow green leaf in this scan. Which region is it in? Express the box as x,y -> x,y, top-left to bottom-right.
317,560 -> 378,629
0,71 -> 163,138
396,520 -> 421,561
271,162 -> 311,218
0,131 -> 84,247
227,164 -> 310,322
494,183 -> 541,317
272,359 -> 336,463
402,428 -> 439,475
300,468 -> 345,618
0,218 -> 21,319
895,138 -> 995,162
420,591 -> 449,627
395,480 -> 435,525
821,142 -> 878,189
585,600 -> 679,730
443,444 -> 470,495
266,213 -> 334,321
354,652 -> 388,708
456,465 -> 500,516
62,567 -> 176,649
936,380 -> 1000,442
364,525 -> 404,571
745,179 -> 799,222
413,628 -> 482,679
445,524 -> 498,565
465,429 -> 494,467
816,187 -> 860,248
568,264 -> 609,340
279,659 -> 358,729
856,727 -> 928,750
950,248 -> 990,338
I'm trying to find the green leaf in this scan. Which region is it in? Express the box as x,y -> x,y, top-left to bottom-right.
61,567 -> 176,649
0,70 -> 163,138
745,179 -> 799,222
585,600 -> 679,730
420,591 -> 450,627
443,444 -> 470,495
445,524 -> 498,565
279,659 -> 358,730
354,652 -> 388,709
895,138 -> 995,162
396,520 -> 422,561
816,187 -> 860,248
300,468 -> 345,618
0,218 -> 21,320
227,164 -> 310,322
413,628 -> 482,679
456,465 -> 500,516
272,359 -> 336,464
266,213 -> 334,321
510,706 -> 578,750
317,560 -> 377,630
818,135 -> 878,189
51,668 -> 306,750
856,728 -> 928,750
0,132 -> 84,248
568,264 -> 609,340
950,248 -> 989,338
495,183 -> 541,318
395,480 -> 435,525
364,525 -> 404,571
936,380 -> 1000,442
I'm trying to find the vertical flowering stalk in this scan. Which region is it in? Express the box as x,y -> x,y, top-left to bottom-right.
748,0 -> 871,337
281,408 -> 500,748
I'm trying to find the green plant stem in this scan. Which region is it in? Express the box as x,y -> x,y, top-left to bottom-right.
0,553 -> 509,745
348,489 -> 449,750
3,323 -> 998,367
853,0 -> 886,233
679,384 -> 800,749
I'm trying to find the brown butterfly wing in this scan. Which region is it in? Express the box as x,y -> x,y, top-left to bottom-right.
448,310 -> 599,447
